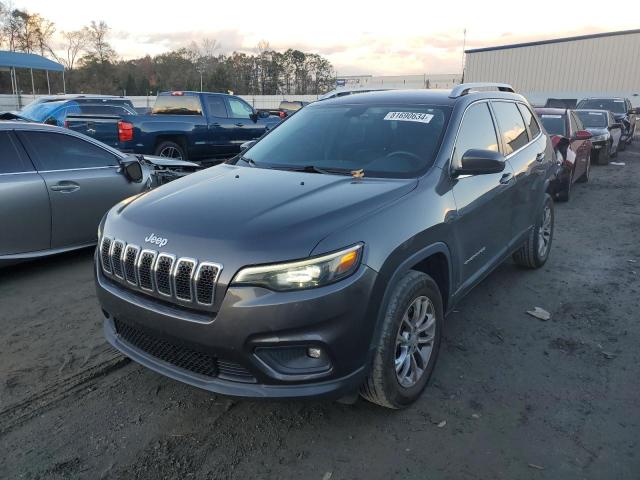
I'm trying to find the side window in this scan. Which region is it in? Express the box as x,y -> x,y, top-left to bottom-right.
517,104 -> 541,138
0,132 -> 33,174
492,101 -> 529,155
452,102 -> 499,169
227,98 -> 254,119
19,132 -> 120,170
205,96 -> 228,118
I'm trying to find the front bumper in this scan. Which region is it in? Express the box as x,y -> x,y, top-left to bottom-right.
96,259 -> 378,399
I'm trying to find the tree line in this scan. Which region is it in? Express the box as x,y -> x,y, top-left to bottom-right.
0,3 -> 336,97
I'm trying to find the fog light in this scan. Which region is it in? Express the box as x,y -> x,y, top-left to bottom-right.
307,347 -> 322,359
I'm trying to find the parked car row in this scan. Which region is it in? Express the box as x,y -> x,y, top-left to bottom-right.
534,96 -> 636,202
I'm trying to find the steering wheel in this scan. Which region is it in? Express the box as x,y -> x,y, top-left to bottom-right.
384,150 -> 422,167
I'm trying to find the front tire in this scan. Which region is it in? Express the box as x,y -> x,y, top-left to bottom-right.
597,145 -> 610,166
360,271 -> 443,409
513,194 -> 554,269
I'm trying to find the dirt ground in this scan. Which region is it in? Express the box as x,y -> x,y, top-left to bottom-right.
1,143 -> 639,480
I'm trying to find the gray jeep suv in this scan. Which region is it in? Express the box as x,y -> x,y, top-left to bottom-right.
95,83 -> 556,408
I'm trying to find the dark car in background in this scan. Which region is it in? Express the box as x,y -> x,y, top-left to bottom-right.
95,84 -> 556,409
576,97 -> 637,149
575,109 -> 622,165
0,122 -> 198,266
259,100 -> 310,119
66,91 -> 282,162
536,108 -> 592,201
18,95 -> 136,126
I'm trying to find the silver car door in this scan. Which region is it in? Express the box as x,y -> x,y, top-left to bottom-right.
0,131 -> 51,256
17,130 -> 143,249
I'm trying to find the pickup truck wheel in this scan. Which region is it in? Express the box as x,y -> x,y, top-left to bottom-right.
360,270 -> 443,409
155,141 -> 186,160
513,194 -> 554,269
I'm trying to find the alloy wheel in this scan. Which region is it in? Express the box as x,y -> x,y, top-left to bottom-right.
395,296 -> 436,388
159,146 -> 183,159
538,203 -> 552,258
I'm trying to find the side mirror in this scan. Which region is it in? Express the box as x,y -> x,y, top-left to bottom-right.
44,117 -> 57,126
575,130 -> 592,140
240,140 -> 256,151
454,149 -> 505,176
122,159 -> 143,183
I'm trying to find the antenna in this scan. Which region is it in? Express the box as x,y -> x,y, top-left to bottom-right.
461,28 -> 467,82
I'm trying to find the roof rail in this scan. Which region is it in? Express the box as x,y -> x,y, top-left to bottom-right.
449,83 -> 515,98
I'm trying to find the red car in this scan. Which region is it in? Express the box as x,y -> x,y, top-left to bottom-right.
535,108 -> 593,201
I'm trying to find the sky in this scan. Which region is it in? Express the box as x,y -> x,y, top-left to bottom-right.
15,0 -> 638,75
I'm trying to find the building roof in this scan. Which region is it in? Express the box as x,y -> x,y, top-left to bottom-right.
465,29 -> 640,54
0,50 -> 64,72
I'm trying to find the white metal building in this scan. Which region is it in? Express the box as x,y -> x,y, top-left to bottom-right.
464,29 -> 640,106
335,74 -> 462,91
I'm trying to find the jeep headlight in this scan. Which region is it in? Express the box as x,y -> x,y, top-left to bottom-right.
232,244 -> 363,291
591,134 -> 609,142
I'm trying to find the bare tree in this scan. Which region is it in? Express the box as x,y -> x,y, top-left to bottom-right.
59,28 -> 89,71
86,20 -> 116,64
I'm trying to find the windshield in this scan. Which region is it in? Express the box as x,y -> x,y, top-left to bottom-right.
577,99 -> 626,114
539,114 -> 566,136
576,111 -> 607,128
20,101 -> 65,121
243,103 -> 451,178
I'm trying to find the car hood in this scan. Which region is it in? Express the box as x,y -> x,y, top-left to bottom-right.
104,164 -> 417,271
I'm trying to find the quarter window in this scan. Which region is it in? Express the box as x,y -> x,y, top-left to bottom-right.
0,132 -> 32,174
492,102 -> 529,155
227,98 -> 254,119
19,132 -> 120,170
452,103 -> 499,169
517,104 -> 541,138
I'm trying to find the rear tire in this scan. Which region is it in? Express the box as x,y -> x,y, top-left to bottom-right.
556,168 -> 572,202
154,140 -> 187,160
513,194 -> 554,269
619,139 -> 626,151
360,271 -> 443,409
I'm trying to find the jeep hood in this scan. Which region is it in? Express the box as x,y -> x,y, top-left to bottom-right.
104,164 -> 417,270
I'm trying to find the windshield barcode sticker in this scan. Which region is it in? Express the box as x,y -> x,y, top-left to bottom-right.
384,112 -> 434,123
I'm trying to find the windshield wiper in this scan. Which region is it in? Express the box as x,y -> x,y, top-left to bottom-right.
239,156 -> 257,167
283,165 -> 353,176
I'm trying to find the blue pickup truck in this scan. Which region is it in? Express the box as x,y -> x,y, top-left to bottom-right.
66,91 -> 282,161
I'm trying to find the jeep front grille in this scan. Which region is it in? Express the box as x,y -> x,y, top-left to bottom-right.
100,237 -> 222,308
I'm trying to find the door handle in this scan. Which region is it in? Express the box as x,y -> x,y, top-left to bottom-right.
50,182 -> 80,193
235,123 -> 244,127
499,173 -> 514,185
535,152 -> 545,162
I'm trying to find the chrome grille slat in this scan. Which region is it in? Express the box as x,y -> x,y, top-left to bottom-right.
137,250 -> 157,292
155,253 -> 176,297
99,236 -> 222,310
124,245 -> 140,285
195,262 -> 221,306
174,258 -> 196,302
111,240 -> 125,279
100,237 -> 113,274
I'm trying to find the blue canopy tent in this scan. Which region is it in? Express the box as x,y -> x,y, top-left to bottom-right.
0,51 -> 65,108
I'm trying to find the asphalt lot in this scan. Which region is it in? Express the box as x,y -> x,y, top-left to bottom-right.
1,143 -> 640,480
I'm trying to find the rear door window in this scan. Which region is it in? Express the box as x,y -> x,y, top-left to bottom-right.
539,114 -> 566,136
18,132 -> 120,170
205,96 -> 228,118
452,102 -> 500,169
0,132 -> 33,173
492,101 -> 529,155
517,104 -> 541,138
